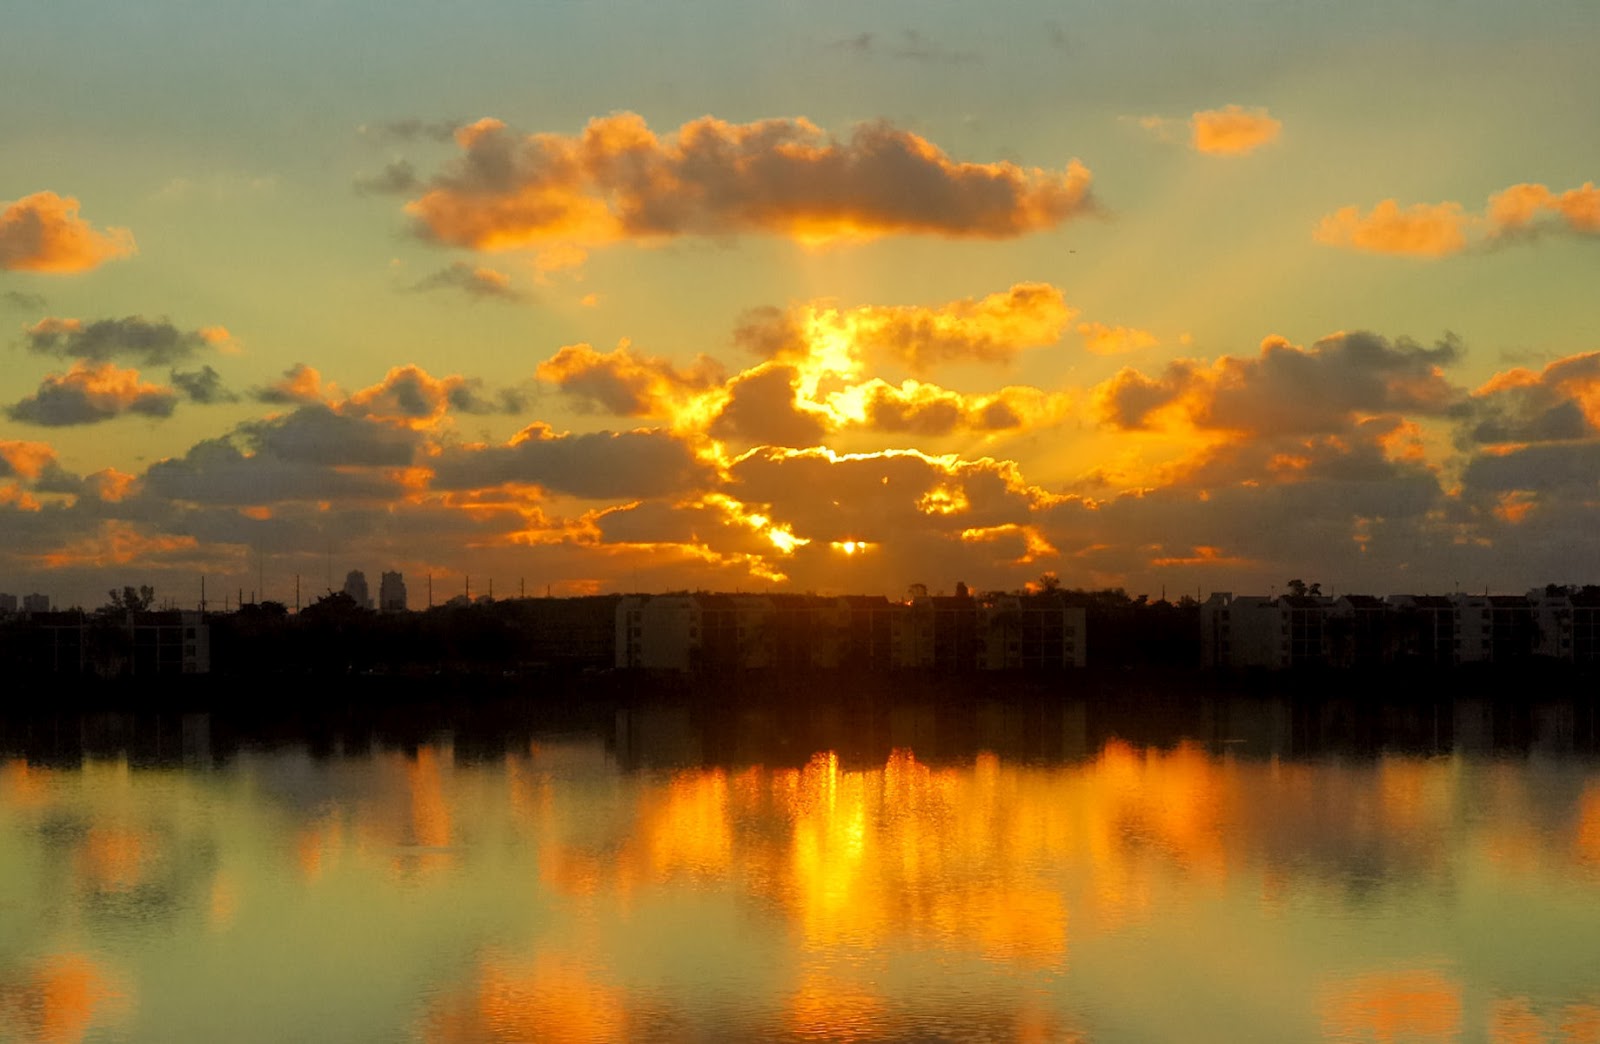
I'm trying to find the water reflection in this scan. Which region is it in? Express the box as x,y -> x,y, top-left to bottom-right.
1,693 -> 1598,1042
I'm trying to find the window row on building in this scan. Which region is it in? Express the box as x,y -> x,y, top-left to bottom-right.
1200,590 -> 1600,669
616,593 -> 1087,673
0,610 -> 211,676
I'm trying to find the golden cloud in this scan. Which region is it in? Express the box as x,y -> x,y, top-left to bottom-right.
1314,200 -> 1470,257
35,520 -> 199,569
1488,180 -> 1600,234
0,191 -> 136,273
406,113 -> 1093,251
748,282 -> 1073,375
536,341 -> 725,420
1078,321 -> 1159,355
7,362 -> 178,426
1190,105 -> 1282,155
1317,181 -> 1600,256
0,439 -> 58,481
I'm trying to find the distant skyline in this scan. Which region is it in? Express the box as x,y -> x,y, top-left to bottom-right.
3,0 -> 1598,609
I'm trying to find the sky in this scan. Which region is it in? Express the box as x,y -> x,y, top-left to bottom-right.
2,0 -> 1598,609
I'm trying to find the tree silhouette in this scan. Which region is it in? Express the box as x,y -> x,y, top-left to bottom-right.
103,585 -> 155,613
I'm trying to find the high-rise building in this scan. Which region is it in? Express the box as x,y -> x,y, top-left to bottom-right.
0,593 -> 17,614
22,593 -> 50,614
379,571 -> 407,613
342,570 -> 373,610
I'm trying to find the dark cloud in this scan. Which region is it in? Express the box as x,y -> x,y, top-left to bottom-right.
359,119 -> 461,144
6,364 -> 177,426
830,29 -> 979,63
3,290 -> 45,311
354,160 -> 422,196
251,363 -> 326,405
171,365 -> 238,404
447,381 -> 527,416
406,262 -> 524,300
406,113 -> 1093,249
24,315 -> 226,365
710,365 -> 828,448
430,424 -> 711,499
1098,331 -> 1464,436
140,435 -> 407,506
237,405 -> 419,467
1457,352 -> 1600,446
537,342 -> 724,417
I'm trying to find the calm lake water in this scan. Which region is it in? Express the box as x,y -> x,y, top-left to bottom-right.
2,691 -> 1599,1043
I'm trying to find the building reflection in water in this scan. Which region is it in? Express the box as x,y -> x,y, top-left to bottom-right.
2,693 -> 1600,1042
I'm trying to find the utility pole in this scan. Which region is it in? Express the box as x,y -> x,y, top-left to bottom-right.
295,574 -> 300,613
427,573 -> 432,608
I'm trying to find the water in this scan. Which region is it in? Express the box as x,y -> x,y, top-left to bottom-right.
2,693 -> 1599,1042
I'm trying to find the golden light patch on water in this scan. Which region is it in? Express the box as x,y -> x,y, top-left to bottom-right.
1319,969 -> 1463,1042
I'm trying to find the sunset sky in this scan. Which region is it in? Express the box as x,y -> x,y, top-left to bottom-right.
3,0 -> 1597,608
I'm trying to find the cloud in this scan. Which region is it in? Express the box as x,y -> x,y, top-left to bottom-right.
537,341 -> 724,417
430,423 -> 712,500
236,404 -> 421,467
0,440 -> 60,481
171,365 -> 238,404
0,192 -> 136,274
1095,331 -> 1462,436
24,316 -> 231,365
709,364 -> 830,448
404,113 -> 1094,251
354,160 -> 422,196
358,118 -> 462,144
1189,105 -> 1282,156
1461,352 -> 1600,445
141,427 -> 411,507
6,363 -> 177,426
831,29 -> 978,63
406,262 -> 524,300
1316,181 -> 1599,257
341,365 -> 521,428
252,363 -> 331,405
1078,321 -> 1159,355
3,290 -> 46,311
1486,181 -> 1600,237
1314,200 -> 1470,257
740,282 -> 1074,374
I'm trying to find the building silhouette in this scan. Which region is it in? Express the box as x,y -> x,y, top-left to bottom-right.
342,570 -> 373,610
379,571 -> 407,612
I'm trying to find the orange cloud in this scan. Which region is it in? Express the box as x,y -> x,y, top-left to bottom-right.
1314,200 -> 1470,257
255,363 -> 332,405
537,341 -> 725,420
0,439 -> 58,480
342,365 -> 473,429
1147,544 -> 1250,567
406,113 -> 1094,251
1078,321 -> 1159,355
1466,352 -> 1600,443
35,520 -> 199,569
1190,105 -> 1282,155
7,362 -> 177,426
1318,181 -> 1600,257
1488,181 -> 1600,234
749,282 -> 1073,376
0,191 -> 136,273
